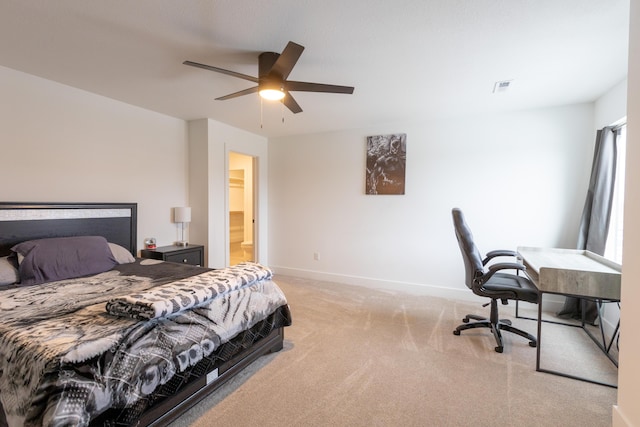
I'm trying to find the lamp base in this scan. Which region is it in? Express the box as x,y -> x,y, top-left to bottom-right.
175,241 -> 189,247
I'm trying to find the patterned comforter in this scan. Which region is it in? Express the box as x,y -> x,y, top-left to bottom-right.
0,260 -> 291,427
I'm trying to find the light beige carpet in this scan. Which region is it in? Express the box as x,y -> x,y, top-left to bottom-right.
169,275 -> 617,427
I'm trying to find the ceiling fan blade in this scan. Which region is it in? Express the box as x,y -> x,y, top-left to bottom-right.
215,86 -> 259,100
183,60 -> 258,83
269,41 -> 305,80
283,92 -> 303,114
286,80 -> 355,94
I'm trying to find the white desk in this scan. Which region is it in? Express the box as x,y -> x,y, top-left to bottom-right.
517,246 -> 621,387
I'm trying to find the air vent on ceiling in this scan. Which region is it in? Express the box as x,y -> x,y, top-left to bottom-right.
493,80 -> 513,94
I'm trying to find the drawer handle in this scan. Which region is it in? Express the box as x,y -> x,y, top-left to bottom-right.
182,259 -> 188,263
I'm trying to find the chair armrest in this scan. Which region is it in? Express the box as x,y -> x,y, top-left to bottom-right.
482,249 -> 518,265
480,262 -> 526,282
488,262 -> 525,273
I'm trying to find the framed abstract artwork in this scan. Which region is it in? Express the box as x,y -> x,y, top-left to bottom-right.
365,133 -> 406,195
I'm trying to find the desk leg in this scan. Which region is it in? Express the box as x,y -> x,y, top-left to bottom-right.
606,316 -> 620,354
581,299 -> 619,367
535,292 -> 617,388
536,293 -> 543,372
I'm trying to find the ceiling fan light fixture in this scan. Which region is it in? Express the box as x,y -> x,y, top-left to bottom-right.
259,88 -> 285,101
184,41 -> 355,114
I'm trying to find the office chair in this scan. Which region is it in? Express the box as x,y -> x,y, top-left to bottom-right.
451,208 -> 539,353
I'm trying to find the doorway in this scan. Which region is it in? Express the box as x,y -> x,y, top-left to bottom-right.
229,152 -> 255,265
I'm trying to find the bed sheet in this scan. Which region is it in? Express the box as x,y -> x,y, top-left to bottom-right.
0,260 -> 291,427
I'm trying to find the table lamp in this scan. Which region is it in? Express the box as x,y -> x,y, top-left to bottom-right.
173,207 -> 191,246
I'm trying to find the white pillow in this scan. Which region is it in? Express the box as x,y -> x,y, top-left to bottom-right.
0,256 -> 20,285
109,243 -> 136,264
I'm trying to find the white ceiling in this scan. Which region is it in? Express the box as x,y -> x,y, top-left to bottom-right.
0,0 -> 630,138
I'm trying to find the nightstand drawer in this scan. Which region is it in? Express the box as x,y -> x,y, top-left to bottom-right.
165,250 -> 202,266
140,244 -> 204,267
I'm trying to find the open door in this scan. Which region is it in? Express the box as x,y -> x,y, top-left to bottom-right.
229,152 -> 255,265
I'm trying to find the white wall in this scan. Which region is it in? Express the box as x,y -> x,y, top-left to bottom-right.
188,119 -> 268,268
268,104 -> 594,298
0,66 -> 188,253
595,78 -> 628,129
187,119 -> 211,259
613,1 -> 639,425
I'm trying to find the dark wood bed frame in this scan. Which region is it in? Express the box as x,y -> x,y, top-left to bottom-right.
0,202 -> 137,257
0,202 -> 285,427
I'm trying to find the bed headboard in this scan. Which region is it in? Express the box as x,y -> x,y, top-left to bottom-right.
0,202 -> 137,257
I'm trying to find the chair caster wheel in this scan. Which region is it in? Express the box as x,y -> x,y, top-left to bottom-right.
453,330 -> 460,336
529,341 -> 537,348
495,346 -> 503,353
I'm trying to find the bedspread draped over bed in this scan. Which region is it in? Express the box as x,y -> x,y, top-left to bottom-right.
0,260 -> 291,427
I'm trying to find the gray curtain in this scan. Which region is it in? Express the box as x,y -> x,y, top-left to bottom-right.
558,126 -> 618,323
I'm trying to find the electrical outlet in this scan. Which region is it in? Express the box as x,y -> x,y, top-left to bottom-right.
313,252 -> 320,261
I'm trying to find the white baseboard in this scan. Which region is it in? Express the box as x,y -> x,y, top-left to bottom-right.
272,266 -> 622,345
272,265 -> 469,298
272,266 -> 622,348
270,265 -> 565,313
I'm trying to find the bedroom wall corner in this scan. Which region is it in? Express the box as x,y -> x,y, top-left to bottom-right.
187,118 -> 268,268
187,119 -> 212,265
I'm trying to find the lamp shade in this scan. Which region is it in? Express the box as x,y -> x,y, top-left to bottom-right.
173,207 -> 191,223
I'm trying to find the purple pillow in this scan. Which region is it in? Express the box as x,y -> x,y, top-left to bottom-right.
12,236 -> 117,285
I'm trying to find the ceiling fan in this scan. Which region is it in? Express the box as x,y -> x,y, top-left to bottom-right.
183,41 -> 355,114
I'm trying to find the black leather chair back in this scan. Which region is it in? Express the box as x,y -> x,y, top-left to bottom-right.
452,208 -> 485,291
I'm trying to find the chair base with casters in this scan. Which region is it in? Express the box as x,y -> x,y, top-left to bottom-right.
453,289 -> 537,353
451,208 -> 539,353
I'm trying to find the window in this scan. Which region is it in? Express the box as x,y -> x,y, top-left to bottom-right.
604,123 -> 626,264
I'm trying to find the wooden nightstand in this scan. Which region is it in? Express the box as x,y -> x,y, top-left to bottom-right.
140,244 -> 204,266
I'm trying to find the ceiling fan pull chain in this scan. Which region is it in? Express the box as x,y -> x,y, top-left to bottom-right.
281,99 -> 285,124
260,96 -> 264,129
